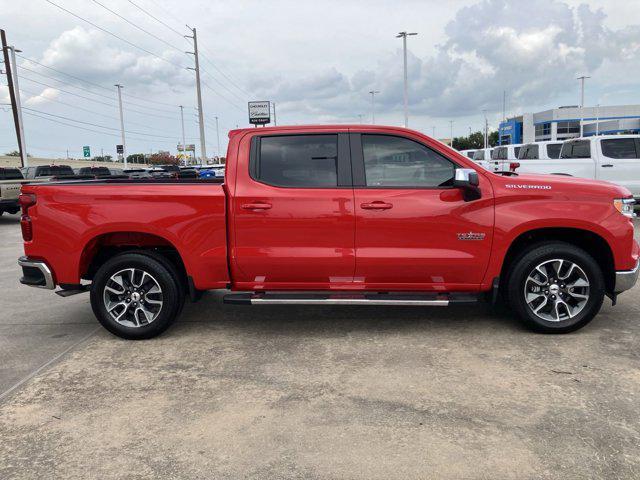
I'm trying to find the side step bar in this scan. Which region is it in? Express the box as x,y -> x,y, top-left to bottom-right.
223,292 -> 479,306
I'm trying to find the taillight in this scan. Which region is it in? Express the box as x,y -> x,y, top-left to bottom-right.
19,193 -> 36,241
509,162 -> 520,172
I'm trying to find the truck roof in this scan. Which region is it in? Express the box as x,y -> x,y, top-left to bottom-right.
227,124 -> 427,138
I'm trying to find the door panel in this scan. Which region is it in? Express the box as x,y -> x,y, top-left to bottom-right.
596,138 -> 640,196
352,133 -> 494,290
232,132 -> 355,289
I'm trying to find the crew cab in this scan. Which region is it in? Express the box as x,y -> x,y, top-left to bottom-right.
515,135 -> 640,200
17,125 -> 639,339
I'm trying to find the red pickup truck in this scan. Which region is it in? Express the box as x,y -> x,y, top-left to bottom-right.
18,125 -> 639,339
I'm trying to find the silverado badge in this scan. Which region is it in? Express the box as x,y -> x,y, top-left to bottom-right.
457,232 -> 486,241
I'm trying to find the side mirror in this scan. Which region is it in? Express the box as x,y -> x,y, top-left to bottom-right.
453,168 -> 481,201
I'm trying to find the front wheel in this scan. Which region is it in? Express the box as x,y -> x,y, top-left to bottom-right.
90,253 -> 182,339
507,242 -> 605,333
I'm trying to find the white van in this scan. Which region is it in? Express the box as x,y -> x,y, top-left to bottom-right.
515,135 -> 640,198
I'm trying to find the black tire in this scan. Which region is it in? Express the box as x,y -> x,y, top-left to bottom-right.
90,252 -> 181,339
133,250 -> 187,316
507,242 -> 605,333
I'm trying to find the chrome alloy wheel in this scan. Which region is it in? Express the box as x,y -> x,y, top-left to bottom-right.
524,259 -> 590,322
103,268 -> 163,328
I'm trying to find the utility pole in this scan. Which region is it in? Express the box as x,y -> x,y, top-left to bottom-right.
1,30 -> 27,168
272,102 -> 277,126
186,27 -> 207,163
214,115 -> 220,160
449,120 -> 454,146
179,105 -> 186,164
114,84 -> 127,168
396,31 -> 417,128
431,126 -> 436,138
369,90 -> 380,124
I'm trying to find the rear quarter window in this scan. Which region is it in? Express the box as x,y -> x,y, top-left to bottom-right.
546,143 -> 562,159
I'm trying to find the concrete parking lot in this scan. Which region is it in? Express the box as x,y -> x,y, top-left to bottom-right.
1,212 -> 639,479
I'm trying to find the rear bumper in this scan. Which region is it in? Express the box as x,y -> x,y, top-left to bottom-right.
614,259 -> 639,294
18,256 -> 55,290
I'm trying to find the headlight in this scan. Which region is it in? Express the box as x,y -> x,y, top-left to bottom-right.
614,198 -> 636,218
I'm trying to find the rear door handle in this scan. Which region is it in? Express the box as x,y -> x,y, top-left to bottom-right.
241,202 -> 272,210
601,164 -> 614,168
360,201 -> 393,210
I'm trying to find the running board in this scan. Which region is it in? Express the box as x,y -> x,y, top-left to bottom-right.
223,292 -> 479,306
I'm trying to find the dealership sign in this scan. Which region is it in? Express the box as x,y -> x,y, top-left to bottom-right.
248,101 -> 271,125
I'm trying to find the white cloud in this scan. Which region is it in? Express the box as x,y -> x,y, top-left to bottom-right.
24,87 -> 59,106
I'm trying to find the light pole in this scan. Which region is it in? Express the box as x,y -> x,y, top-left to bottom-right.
271,102 -> 277,126
179,105 -> 186,164
577,75 -> 590,137
114,84 -> 127,168
369,90 -> 380,124
357,114 -> 364,124
449,120 -> 454,146
396,31 -> 417,128
431,126 -> 436,138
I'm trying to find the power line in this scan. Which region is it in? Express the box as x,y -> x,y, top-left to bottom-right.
200,67 -> 245,103
18,85 -> 190,135
19,72 -> 183,119
89,0 -> 186,55
16,53 -> 187,108
22,106 -> 180,139
126,0 -> 189,39
44,0 -> 187,71
198,50 -> 252,98
200,79 -> 244,112
23,110 -> 179,145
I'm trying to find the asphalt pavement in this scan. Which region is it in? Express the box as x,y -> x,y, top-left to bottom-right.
1,212 -> 639,479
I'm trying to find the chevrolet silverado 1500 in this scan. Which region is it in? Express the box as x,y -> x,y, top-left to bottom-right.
18,125 -> 639,339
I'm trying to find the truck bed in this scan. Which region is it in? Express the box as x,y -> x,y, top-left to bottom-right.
20,179 -> 229,290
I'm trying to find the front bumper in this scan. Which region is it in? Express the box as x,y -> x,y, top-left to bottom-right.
614,260 -> 639,294
18,256 -> 55,290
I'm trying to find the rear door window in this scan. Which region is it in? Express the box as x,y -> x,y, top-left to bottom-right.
255,135 -> 339,187
601,138 -> 638,159
513,147 -> 521,158
546,143 -> 562,159
473,150 -> 485,160
561,141 -> 591,159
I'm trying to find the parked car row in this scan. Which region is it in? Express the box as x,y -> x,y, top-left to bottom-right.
459,135 -> 640,199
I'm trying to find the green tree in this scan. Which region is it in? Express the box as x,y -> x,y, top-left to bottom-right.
126,153 -> 145,164
452,130 -> 500,150
5,150 -> 20,157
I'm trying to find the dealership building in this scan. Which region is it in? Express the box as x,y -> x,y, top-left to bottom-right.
498,104 -> 640,145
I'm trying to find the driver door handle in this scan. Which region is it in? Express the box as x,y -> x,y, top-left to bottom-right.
360,201 -> 393,210
241,202 -> 272,210
601,164 -> 614,168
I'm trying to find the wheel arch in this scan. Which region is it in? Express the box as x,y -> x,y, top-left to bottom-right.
499,227 -> 615,294
79,231 -> 188,286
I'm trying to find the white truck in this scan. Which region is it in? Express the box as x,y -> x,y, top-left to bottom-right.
514,135 -> 640,199
0,167 -> 26,216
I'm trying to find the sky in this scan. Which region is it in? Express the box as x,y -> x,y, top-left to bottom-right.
1,0 -> 640,159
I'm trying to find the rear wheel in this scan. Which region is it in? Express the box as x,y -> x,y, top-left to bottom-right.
90,253 -> 181,339
507,242 -> 605,333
